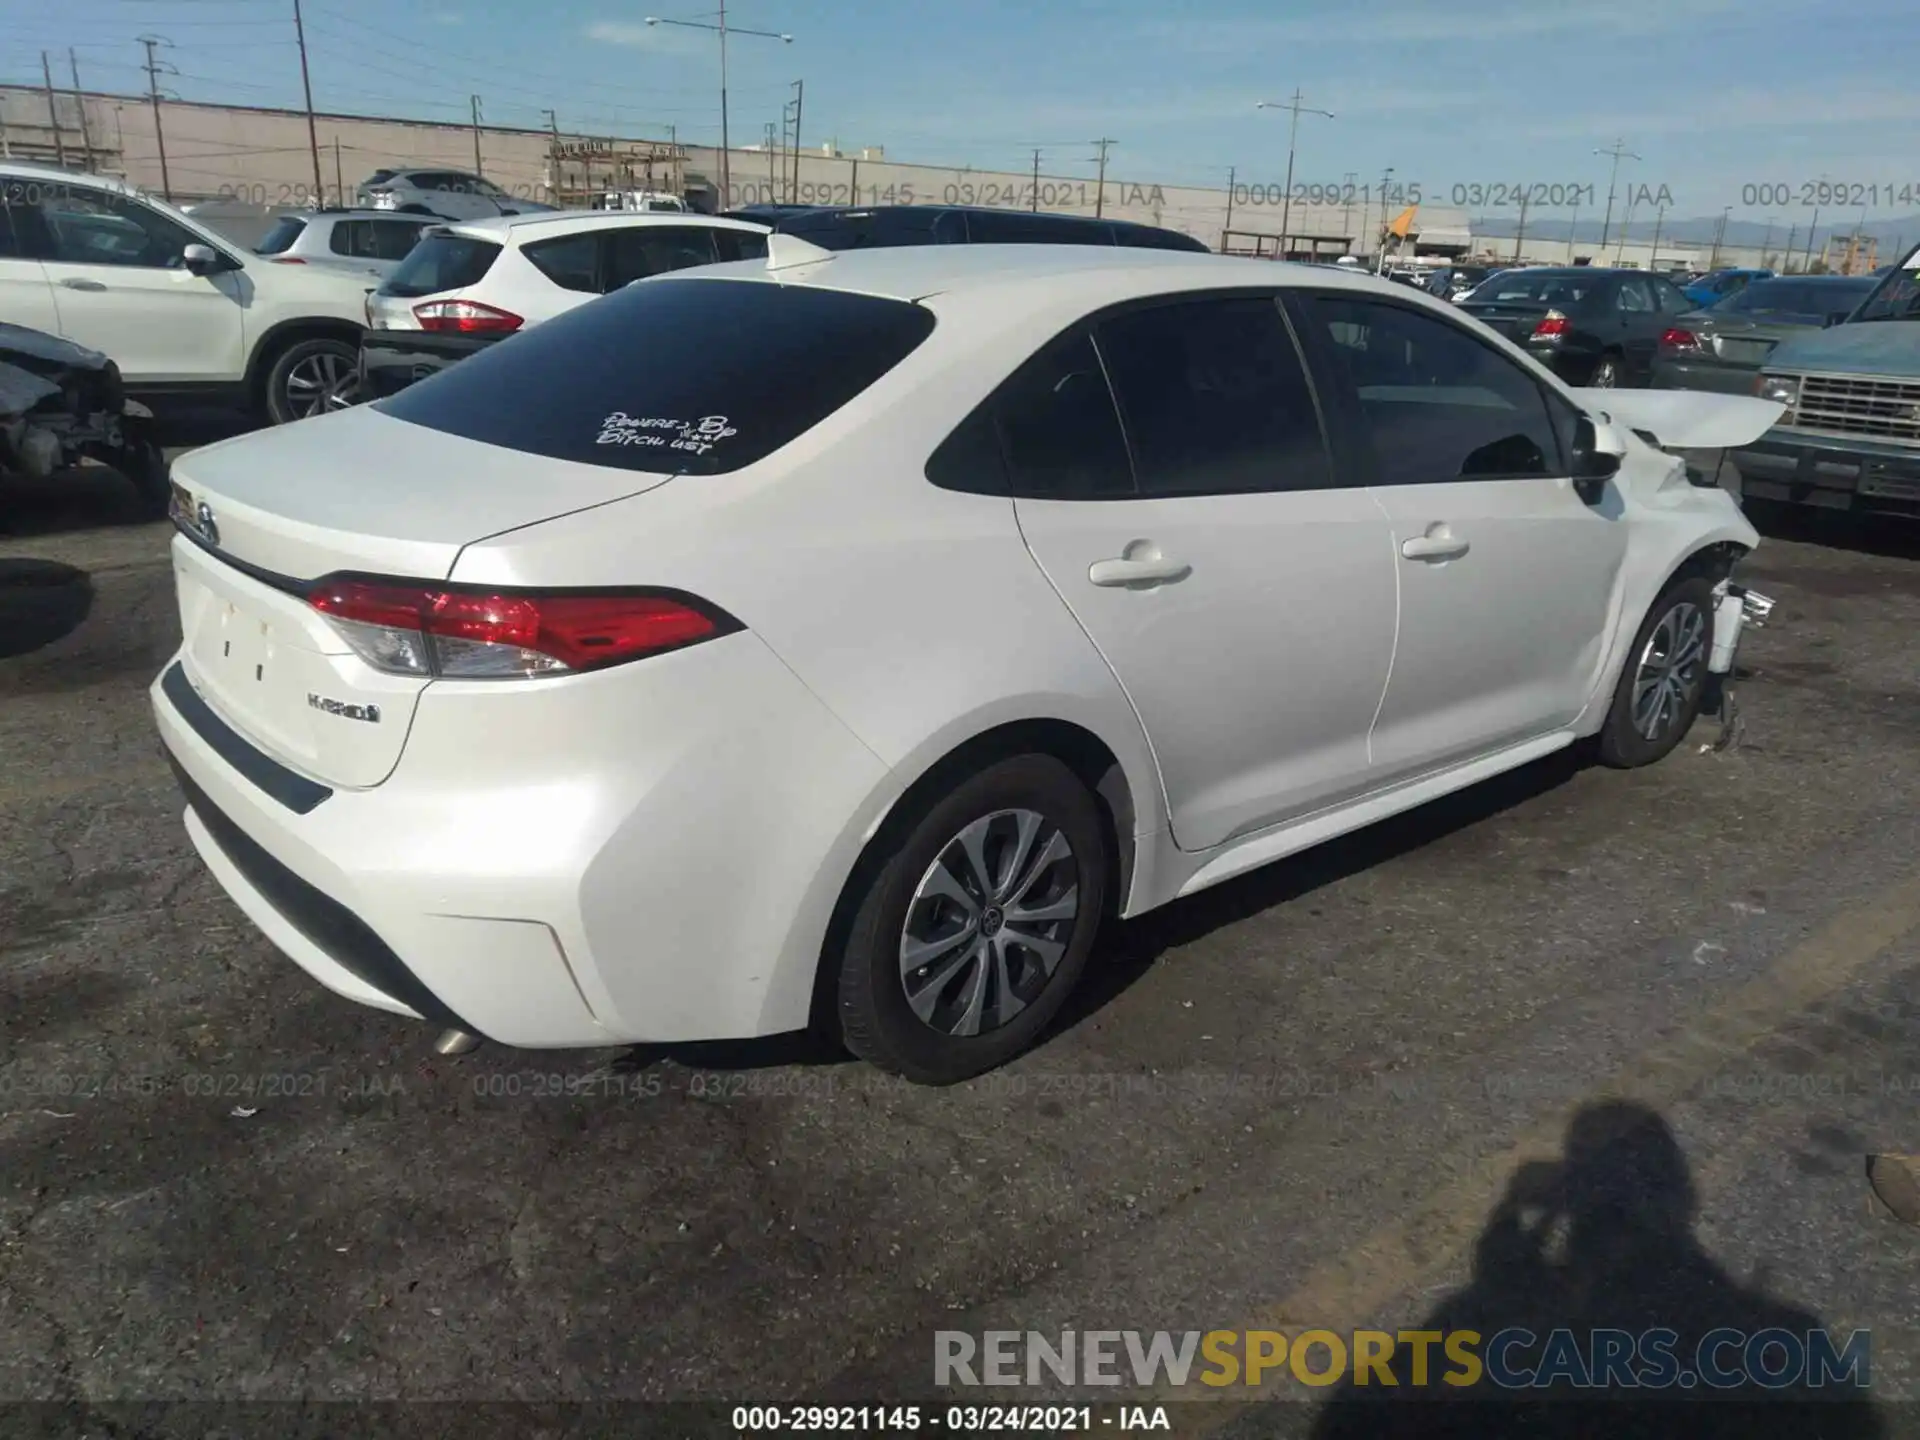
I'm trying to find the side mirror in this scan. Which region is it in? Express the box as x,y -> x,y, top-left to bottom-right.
181,243 -> 229,276
1569,415 -> 1622,503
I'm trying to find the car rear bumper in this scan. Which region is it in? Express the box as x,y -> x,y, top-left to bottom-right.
151,629 -> 897,1049
1651,359 -> 1758,395
358,330 -> 504,398
1729,428 -> 1920,514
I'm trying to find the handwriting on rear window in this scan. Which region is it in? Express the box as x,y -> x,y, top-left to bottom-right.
597,412 -> 740,455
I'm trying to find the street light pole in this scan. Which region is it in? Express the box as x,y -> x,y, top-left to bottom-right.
1256,91 -> 1333,262
647,9 -> 792,210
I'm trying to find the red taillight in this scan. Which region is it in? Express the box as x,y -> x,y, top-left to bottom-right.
271,256 -> 308,264
1531,310 -> 1570,339
1659,327 -> 1702,352
307,579 -> 736,679
412,299 -> 523,334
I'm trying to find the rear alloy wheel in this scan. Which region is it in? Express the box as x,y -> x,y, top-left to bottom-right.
1597,575 -> 1715,768
836,754 -> 1107,1084
1590,354 -> 1622,388
265,337 -> 361,424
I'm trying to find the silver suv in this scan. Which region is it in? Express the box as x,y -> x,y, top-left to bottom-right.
355,168 -> 557,222
253,209 -> 435,281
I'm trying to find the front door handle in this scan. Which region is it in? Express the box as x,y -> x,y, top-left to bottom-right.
1400,527 -> 1470,562
59,278 -> 108,292
1088,549 -> 1191,588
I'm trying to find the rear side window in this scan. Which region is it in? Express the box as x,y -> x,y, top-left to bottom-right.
522,232 -> 600,293
1115,224 -> 1209,253
1095,297 -> 1330,495
375,277 -> 936,475
779,208 -> 963,250
380,233 -> 502,297
327,220 -> 371,257
371,219 -> 426,261
254,216 -> 307,255
604,225 -> 720,288
714,228 -> 768,262
364,169 -> 396,186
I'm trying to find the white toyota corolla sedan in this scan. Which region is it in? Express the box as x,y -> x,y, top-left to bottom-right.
153,239 -> 1782,1084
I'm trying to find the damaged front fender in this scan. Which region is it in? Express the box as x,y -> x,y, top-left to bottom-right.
1570,388 -> 1787,450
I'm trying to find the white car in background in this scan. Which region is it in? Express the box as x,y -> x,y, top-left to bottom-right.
355,167 -> 558,221
0,161 -> 378,422
252,208 -> 437,283
359,211 -> 769,397
154,242 -> 1779,1084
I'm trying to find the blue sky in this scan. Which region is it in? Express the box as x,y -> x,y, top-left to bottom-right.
7,0 -> 1919,221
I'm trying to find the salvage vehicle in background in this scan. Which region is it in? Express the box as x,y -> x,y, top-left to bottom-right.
1651,275 -> 1876,395
1,162 -> 378,424
0,323 -> 168,516
1733,243 -> 1920,516
1457,266 -> 1696,386
1683,267 -> 1775,309
359,212 -> 769,398
1426,264 -> 1501,302
155,243 -> 1778,1083
253,208 -> 436,282
355,168 -> 557,221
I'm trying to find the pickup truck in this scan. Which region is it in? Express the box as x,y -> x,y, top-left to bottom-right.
1733,244 -> 1920,517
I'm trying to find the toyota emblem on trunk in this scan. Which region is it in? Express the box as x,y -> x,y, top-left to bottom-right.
193,501 -> 220,548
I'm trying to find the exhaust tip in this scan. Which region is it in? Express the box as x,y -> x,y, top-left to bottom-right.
432,1028 -> 482,1056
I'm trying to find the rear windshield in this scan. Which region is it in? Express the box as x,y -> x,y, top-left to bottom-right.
1729,278 -> 1874,318
380,233 -> 502,298
253,216 -> 307,256
375,277 -> 937,475
1469,271 -> 1598,306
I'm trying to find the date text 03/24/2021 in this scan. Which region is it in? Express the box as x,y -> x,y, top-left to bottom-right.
730,1405 -> 1171,1432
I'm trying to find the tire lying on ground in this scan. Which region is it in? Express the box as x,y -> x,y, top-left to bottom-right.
0,558 -> 94,659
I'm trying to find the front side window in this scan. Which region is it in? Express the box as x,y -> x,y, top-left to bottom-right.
1095,297 -> 1330,496
1305,295 -> 1562,484
377,276 -> 936,476
371,219 -> 428,261
604,226 -> 720,288
38,189 -> 200,269
328,220 -> 371,258
255,216 -> 308,256
1617,277 -> 1654,314
713,228 -> 768,262
380,232 -> 502,297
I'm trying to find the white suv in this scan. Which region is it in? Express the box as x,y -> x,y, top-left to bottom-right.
355,167 -> 557,222
0,163 -> 378,423
360,211 -> 768,398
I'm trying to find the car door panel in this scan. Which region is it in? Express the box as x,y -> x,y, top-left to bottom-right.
1291,290 -> 1628,783
985,297 -> 1397,852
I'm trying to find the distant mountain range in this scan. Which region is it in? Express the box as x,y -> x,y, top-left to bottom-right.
1471,212 -> 1919,258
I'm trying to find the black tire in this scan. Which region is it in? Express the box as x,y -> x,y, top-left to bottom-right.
1597,573 -> 1717,768
119,433 -> 171,519
1589,353 -> 1623,388
262,336 -> 361,425
836,754 -> 1109,1085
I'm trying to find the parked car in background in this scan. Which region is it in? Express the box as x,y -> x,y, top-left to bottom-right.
0,322 -> 168,516
1732,245 -> 1920,516
1651,275 -> 1877,395
1,161 -> 377,422
1426,264 -> 1501,302
355,168 -> 558,221
719,204 -> 824,225
153,243 -> 1775,1082
253,208 -> 436,282
762,205 -> 1211,252
592,190 -> 688,213
1683,267 -> 1774,309
1457,266 -> 1695,386
360,212 -> 769,398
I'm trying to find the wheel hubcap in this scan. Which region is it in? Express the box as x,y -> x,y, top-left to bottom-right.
284,351 -> 360,418
1593,361 -> 1617,388
899,808 -> 1079,1038
1631,601 -> 1707,741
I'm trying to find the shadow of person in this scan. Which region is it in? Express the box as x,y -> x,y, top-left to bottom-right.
1311,1100 -> 1884,1440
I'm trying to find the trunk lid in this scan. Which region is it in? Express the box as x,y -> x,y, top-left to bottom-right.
1458,300 -> 1553,341
167,404 -> 679,787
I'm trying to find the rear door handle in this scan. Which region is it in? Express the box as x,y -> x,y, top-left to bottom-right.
59,278 -> 108,292
1400,528 -> 1470,562
1088,554 -> 1191,588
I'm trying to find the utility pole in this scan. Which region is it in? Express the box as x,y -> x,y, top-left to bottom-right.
332,135 -> 344,200
40,52 -> 67,168
1566,194 -> 1581,263
1593,138 -> 1638,254
1374,165 -> 1394,272
1782,223 -> 1797,274
1804,207 -> 1821,273
540,108 -> 560,203
1092,137 -> 1114,219
1707,207 -> 1728,270
1512,186 -> 1529,262
1256,90 -> 1334,262
1616,188 -> 1634,265
292,0 -> 324,203
138,36 -> 173,201
765,120 -> 777,190
1341,170 -> 1357,256
1649,201 -> 1666,270
469,95 -> 485,177
1760,217 -> 1775,268
786,79 -> 803,203
1222,163 -> 1235,238
68,49 -> 94,171
1031,148 -> 1042,212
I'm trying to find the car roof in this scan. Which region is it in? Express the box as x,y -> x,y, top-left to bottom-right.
0,160 -> 138,198
654,242 -> 1447,305
283,208 -> 426,222
439,211 -> 771,242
